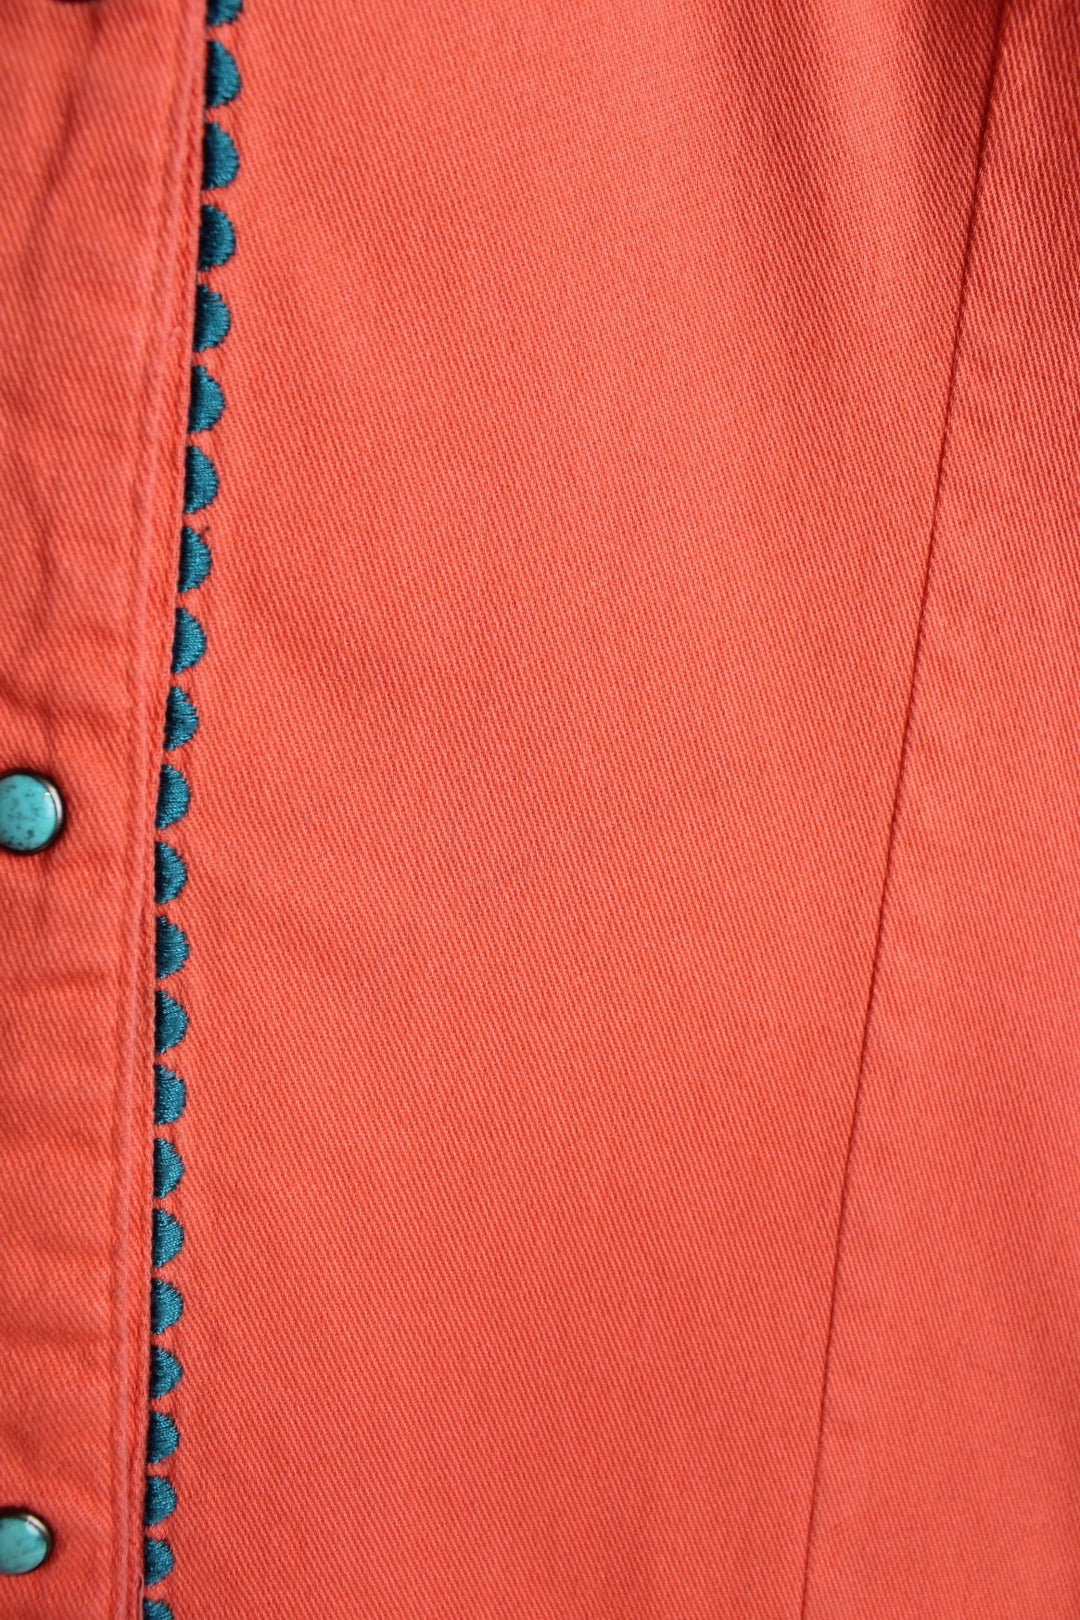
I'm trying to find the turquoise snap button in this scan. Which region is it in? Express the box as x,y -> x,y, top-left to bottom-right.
0,772 -> 64,854
0,1512 -> 52,1575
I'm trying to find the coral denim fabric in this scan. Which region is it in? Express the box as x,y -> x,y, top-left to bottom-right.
2,1 -> 1080,1617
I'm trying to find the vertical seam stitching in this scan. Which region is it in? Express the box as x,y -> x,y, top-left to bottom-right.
113,2 -> 204,1615
796,8 -> 1010,1614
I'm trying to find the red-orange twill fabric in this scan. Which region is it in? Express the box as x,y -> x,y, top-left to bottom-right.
1,1 -> 1079,1616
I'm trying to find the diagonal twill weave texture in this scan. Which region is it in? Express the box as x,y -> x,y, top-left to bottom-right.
1,4 -> 1080,1619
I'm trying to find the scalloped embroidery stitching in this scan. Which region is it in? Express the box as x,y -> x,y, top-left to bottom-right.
144,4 -> 241,1614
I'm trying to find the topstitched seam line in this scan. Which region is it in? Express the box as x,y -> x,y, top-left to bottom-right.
114,1 -> 203,1612
795,8 -> 1010,1615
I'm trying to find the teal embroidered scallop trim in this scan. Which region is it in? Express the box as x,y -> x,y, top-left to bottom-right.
172,607 -> 208,674
205,40 -> 241,108
153,1066 -> 187,1126
198,205 -> 235,272
154,843 -> 187,904
145,5 -> 241,1614
154,1139 -> 185,1198
178,528 -> 213,591
187,367 -> 225,434
155,765 -> 190,830
183,444 -> 218,512
147,1412 -> 180,1465
202,123 -> 239,190
155,917 -> 190,979
149,1346 -> 182,1399
193,286 -> 230,352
